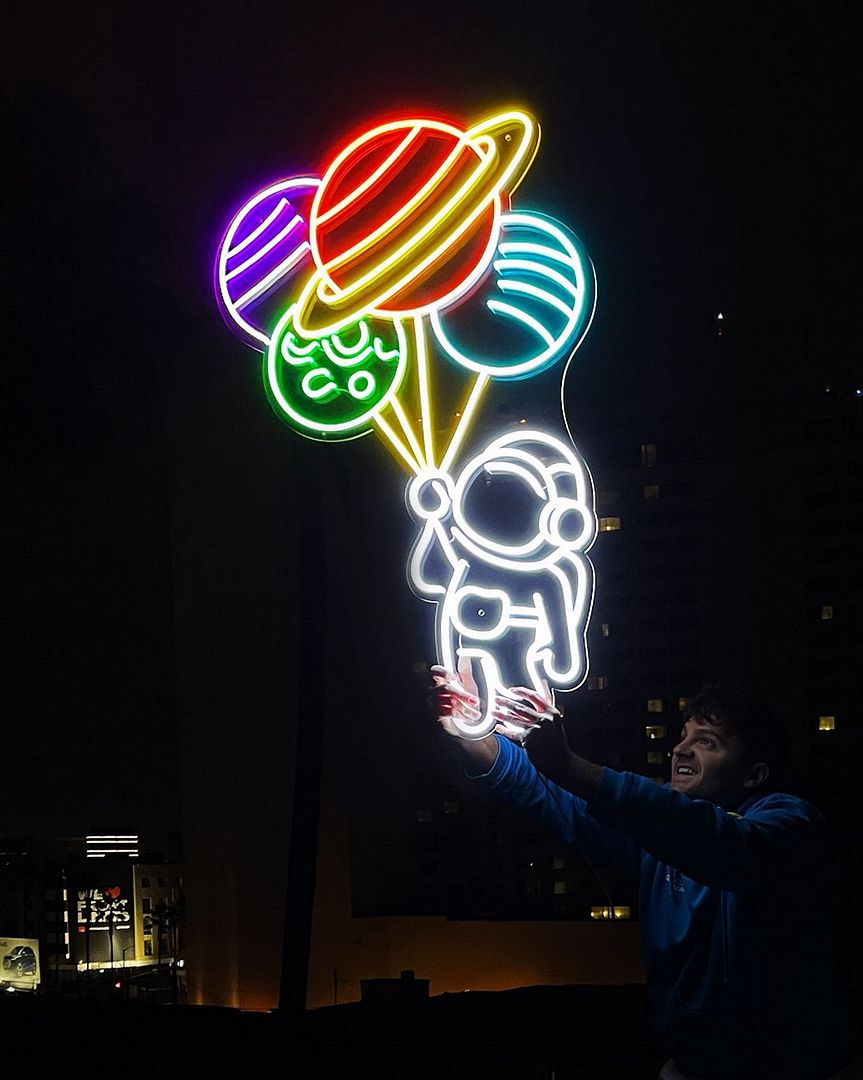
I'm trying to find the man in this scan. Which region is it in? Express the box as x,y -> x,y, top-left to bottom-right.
431,660 -> 857,1080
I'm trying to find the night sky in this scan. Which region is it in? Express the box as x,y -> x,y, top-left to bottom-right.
2,1 -> 858,842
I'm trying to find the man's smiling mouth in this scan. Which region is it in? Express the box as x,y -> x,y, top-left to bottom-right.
675,766 -> 696,776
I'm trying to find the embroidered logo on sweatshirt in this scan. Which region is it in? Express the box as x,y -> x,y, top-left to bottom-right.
665,868 -> 686,893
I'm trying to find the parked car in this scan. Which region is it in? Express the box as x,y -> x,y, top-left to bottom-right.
3,945 -> 37,976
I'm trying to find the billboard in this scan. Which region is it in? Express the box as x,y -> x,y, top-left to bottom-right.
0,935 -> 40,991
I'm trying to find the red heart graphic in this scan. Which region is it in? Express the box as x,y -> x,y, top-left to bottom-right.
104,886 -> 121,900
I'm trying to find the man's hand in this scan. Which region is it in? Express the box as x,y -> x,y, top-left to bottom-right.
430,656 -> 482,737
429,657 -> 498,771
492,680 -> 561,743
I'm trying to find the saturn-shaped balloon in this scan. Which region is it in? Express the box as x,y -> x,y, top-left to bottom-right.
292,110 -> 540,337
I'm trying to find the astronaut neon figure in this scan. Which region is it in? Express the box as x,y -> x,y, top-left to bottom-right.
215,107 -> 599,736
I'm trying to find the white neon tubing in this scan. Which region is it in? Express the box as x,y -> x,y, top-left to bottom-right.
317,126 -> 423,226
321,341 -> 375,367
302,369 -> 337,399
227,198 -> 289,258
492,256 -> 579,298
430,211 -> 593,379
217,177 -> 320,348
266,305 -> 408,436
225,213 -> 303,281
450,586 -> 511,640
348,371 -> 375,398
407,430 -> 597,738
484,460 -> 548,499
496,279 -> 576,319
309,111 -> 535,298
328,322 -> 371,357
316,133 -> 475,280
485,300 -> 557,347
234,243 -> 311,310
282,335 -> 319,359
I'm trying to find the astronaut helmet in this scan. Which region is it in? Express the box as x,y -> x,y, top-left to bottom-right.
451,429 -> 596,563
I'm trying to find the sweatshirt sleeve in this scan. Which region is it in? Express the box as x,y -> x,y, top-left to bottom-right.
468,736 -> 641,880
587,767 -> 829,892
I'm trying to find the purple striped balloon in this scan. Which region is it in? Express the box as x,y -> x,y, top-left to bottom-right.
216,177 -> 320,349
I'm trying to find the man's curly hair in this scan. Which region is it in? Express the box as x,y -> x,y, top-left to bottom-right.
683,684 -> 790,786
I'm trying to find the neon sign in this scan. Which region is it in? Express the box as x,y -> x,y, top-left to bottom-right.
216,108 -> 599,736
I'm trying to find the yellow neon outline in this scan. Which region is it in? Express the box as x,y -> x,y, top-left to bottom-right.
317,126 -> 423,226
413,315 -> 436,466
318,132 -> 473,280
439,372 -> 489,474
315,133 -> 501,302
388,392 -> 426,469
295,110 -> 539,337
373,412 -> 423,475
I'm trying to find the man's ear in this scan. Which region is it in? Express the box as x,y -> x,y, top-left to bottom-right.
743,761 -> 770,790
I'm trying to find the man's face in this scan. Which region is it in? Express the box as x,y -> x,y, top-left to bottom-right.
670,716 -> 762,808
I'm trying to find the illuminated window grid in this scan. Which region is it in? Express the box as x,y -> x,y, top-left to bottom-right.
590,906 -> 632,920
646,698 -> 664,713
601,622 -> 610,637
820,605 -> 834,620
646,751 -> 665,765
818,716 -> 836,732
599,516 -> 621,532
645,724 -> 666,740
641,443 -> 657,467
587,675 -> 607,690
643,484 -> 661,500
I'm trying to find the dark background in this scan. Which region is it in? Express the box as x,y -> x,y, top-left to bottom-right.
2,1 -> 859,844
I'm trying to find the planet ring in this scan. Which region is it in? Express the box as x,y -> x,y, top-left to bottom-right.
293,110 -> 541,338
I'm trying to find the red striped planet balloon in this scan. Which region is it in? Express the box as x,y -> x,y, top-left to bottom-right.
295,112 -> 540,337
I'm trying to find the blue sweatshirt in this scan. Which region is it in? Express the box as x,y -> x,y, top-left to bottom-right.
472,735 -> 856,1079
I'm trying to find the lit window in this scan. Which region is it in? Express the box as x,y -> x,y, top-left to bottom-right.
643,484 -> 661,500
818,716 -> 836,732
678,697 -> 687,711
645,724 -> 666,740
820,605 -> 834,620
641,443 -> 657,467
144,942 -> 153,956
601,623 -> 610,638
599,516 -> 621,532
590,905 -> 630,919
587,675 -> 608,690
553,881 -> 568,895
646,751 -> 664,764
647,699 -> 664,713
443,800 -> 459,815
